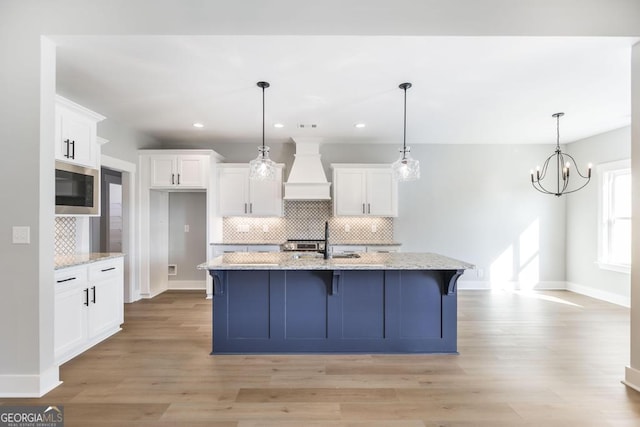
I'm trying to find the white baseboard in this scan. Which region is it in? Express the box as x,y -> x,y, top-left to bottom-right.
566,281 -> 630,307
458,280 -> 566,291
0,365 -> 60,397
168,280 -> 206,290
140,285 -> 168,299
623,366 -> 640,392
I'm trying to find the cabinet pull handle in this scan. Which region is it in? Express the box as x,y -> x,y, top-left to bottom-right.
177,174 -> 180,185
368,203 -> 371,214
244,203 -> 247,214
171,174 -> 175,185
249,203 -> 252,213
101,267 -> 116,272
70,140 -> 75,159
57,277 -> 76,283
362,203 -> 365,214
84,288 -> 89,306
91,286 -> 96,304
64,139 -> 70,158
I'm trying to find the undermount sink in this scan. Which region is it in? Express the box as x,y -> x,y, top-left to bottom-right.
331,253 -> 361,259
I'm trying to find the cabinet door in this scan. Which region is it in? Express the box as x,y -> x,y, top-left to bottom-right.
87,278 -> 122,339
150,156 -> 177,187
218,167 -> 250,216
366,169 -> 398,216
56,108 -> 96,168
177,155 -> 207,188
249,173 -> 283,216
54,286 -> 88,362
334,170 -> 367,216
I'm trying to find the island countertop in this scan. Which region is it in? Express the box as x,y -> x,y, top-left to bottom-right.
197,252 -> 473,271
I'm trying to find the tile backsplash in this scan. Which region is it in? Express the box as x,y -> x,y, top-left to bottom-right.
55,217 -> 77,255
222,200 -> 394,243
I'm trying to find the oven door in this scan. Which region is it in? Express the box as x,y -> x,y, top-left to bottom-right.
55,161 -> 99,215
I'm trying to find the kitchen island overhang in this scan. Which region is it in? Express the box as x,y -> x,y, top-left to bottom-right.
198,252 -> 473,354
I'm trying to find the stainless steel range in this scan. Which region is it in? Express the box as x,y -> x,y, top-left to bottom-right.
281,239 -> 326,252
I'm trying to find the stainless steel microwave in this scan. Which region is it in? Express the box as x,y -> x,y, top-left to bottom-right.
55,161 -> 100,215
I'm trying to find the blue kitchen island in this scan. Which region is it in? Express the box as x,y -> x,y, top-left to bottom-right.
198,252 -> 473,354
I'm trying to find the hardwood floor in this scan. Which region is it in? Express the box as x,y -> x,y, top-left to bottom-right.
3,290 -> 640,426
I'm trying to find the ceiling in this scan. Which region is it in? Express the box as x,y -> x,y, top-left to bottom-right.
53,35 -> 634,146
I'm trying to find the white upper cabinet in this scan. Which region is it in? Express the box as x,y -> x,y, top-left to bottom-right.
332,164 -> 398,217
55,95 -> 105,169
149,154 -> 208,189
218,164 -> 283,217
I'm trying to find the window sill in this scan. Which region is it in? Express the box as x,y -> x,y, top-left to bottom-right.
596,261 -> 631,274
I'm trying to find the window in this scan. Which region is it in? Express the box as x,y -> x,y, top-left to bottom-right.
598,159 -> 631,273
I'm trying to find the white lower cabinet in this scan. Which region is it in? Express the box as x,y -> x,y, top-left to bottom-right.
54,257 -> 124,364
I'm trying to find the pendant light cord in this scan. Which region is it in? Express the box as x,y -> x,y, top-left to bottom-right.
399,82 -> 412,160
403,86 -> 407,159
257,81 -> 270,154
262,84 -> 265,152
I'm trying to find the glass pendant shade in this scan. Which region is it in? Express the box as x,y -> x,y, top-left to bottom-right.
249,146 -> 277,180
249,81 -> 277,181
392,147 -> 420,181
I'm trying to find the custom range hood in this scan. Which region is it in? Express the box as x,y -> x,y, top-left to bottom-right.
284,138 -> 331,200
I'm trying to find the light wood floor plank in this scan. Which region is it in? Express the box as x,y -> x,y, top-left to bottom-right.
1,289 -> 639,426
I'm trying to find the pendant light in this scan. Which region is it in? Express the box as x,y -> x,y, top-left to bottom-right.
530,112 -> 591,196
249,81 -> 277,180
391,82 -> 420,182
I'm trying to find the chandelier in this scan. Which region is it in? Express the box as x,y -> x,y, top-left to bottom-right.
530,112 -> 591,196
249,81 -> 277,180
391,82 -> 420,182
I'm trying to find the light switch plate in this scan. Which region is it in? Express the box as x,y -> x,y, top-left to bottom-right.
12,226 -> 30,244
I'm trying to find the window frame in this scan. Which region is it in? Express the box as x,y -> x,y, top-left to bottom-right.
597,159 -> 631,274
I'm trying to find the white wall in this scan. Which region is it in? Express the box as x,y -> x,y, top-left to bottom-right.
566,127 -> 631,305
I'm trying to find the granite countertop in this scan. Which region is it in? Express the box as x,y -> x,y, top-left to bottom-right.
55,252 -> 124,270
211,242 -> 286,245
332,242 -> 402,246
198,252 -> 473,271
211,241 -> 401,246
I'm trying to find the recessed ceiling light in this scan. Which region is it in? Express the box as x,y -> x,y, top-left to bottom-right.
193,122 -> 204,128
354,123 -> 366,128
273,123 -> 284,128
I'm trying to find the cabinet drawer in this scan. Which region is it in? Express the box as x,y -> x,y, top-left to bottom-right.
55,266 -> 87,290
89,258 -> 123,282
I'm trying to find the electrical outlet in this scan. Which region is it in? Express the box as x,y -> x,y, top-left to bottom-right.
371,224 -> 377,233
477,268 -> 484,279
184,224 -> 190,232
262,224 -> 269,232
12,226 -> 30,244
236,224 -> 250,233
344,224 -> 350,232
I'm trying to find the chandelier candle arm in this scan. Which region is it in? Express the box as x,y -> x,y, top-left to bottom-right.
530,112 -> 591,197
249,81 -> 277,181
